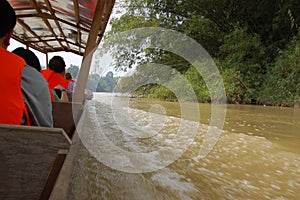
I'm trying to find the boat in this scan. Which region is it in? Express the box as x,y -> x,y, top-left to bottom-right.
0,0 -> 115,199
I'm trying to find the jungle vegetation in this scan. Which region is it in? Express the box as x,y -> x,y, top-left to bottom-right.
105,0 -> 300,106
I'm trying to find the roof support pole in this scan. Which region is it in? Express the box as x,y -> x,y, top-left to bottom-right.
72,0 -> 106,104
46,53 -> 49,69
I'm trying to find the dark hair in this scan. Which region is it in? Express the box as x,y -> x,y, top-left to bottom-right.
12,47 -> 41,72
65,72 -> 73,80
49,56 -> 66,73
0,0 -> 16,38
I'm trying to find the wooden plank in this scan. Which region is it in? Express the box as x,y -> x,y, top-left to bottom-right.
73,0 -> 106,104
0,124 -> 71,200
39,150 -> 68,200
49,107 -> 87,199
49,132 -> 81,200
52,102 -> 83,138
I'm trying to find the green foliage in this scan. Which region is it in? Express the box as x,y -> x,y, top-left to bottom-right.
184,66 -> 210,102
148,86 -> 176,101
148,73 -> 196,102
86,74 -> 100,92
114,63 -> 174,95
180,16 -> 224,56
66,65 -> 79,80
106,0 -> 300,106
219,27 -> 266,103
96,71 -> 117,92
258,34 -> 300,106
220,67 -> 244,103
114,76 -> 133,93
117,63 -> 212,102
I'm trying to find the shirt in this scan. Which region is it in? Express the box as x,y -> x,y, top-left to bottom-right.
21,66 -> 53,127
41,69 -> 69,101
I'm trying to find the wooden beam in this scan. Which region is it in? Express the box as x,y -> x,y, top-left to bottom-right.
16,13 -> 54,19
26,38 -> 85,50
73,0 -> 107,103
56,17 -> 92,35
26,38 -> 64,43
84,1 -> 107,58
39,150 -> 68,200
13,1 -> 114,57
97,0 -> 115,44
73,0 -> 82,55
16,18 -> 53,50
49,131 -> 81,200
46,53 -> 49,69
44,0 -> 71,51
28,0 -> 66,51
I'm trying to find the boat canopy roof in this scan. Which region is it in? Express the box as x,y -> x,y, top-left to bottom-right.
9,0 -> 115,56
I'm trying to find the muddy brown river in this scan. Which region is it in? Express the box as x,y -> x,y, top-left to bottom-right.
69,93 -> 300,200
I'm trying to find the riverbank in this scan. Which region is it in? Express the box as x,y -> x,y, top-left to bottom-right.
114,91 -> 300,108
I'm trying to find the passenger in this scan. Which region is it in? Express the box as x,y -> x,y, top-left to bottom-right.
41,56 -> 69,102
65,72 -> 75,82
64,72 -> 93,101
0,0 -> 53,127
12,47 -> 41,72
12,47 -> 53,127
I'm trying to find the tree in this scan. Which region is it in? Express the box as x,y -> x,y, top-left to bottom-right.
96,71 -> 117,92
106,0 -> 300,105
86,74 -> 100,92
66,64 -> 79,80
258,33 -> 300,106
219,27 -> 266,103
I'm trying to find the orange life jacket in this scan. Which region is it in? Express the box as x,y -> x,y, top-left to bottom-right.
41,69 -> 69,101
0,47 -> 30,125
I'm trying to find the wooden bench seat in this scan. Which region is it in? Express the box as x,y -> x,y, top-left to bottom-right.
52,102 -> 83,138
0,124 -> 71,200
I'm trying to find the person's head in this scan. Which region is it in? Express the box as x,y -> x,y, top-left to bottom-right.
49,56 -> 66,74
65,72 -> 73,80
12,47 -> 41,72
0,0 -> 16,49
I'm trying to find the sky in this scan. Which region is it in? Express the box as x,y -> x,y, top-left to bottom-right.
7,39 -> 83,69
8,39 -> 129,77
